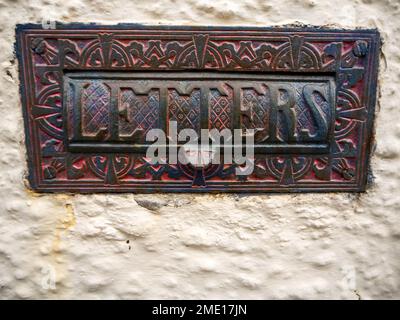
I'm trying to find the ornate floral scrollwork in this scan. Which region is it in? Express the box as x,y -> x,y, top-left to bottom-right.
18,26 -> 379,191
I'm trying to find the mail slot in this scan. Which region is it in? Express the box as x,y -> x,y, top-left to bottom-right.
64,72 -> 335,154
16,24 -> 380,192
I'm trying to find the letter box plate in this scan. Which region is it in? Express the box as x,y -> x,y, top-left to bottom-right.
16,24 -> 380,192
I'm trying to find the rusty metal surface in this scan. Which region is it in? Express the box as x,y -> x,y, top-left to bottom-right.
16,24 -> 380,192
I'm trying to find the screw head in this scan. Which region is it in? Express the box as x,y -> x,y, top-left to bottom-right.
353,40 -> 369,57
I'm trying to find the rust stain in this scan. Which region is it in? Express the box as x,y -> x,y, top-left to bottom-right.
50,200 -> 76,293
52,202 -> 76,253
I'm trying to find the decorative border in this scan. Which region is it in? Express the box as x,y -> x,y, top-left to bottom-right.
16,23 -> 380,193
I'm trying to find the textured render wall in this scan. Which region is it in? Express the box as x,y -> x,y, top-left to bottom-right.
0,0 -> 399,300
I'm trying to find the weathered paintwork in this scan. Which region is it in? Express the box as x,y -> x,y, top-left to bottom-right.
16,23 -> 380,192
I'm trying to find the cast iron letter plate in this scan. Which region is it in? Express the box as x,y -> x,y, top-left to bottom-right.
16,24 -> 380,192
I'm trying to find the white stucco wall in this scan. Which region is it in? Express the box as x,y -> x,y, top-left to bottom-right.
0,0 -> 399,299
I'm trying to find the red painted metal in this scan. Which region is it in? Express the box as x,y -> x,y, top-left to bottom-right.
16,24 -> 380,192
